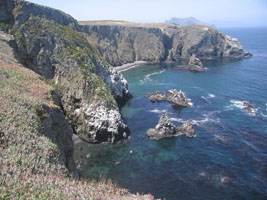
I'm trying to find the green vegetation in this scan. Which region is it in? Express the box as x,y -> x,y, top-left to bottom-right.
0,63 -> 130,199
13,16 -> 114,104
0,22 -> 11,33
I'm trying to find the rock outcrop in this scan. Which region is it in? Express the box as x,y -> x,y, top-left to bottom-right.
38,104 -> 79,175
1,0 -> 131,144
145,89 -> 192,107
243,101 -> 256,114
80,21 -> 251,66
184,54 -> 208,71
189,54 -> 203,67
147,111 -> 196,139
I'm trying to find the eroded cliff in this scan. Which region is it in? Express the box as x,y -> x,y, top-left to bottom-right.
1,0 -> 131,144
80,21 -> 250,66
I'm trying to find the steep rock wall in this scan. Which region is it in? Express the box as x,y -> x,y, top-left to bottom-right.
1,0 -> 131,144
81,22 -> 248,66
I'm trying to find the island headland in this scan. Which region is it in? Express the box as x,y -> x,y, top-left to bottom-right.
0,0 -> 252,199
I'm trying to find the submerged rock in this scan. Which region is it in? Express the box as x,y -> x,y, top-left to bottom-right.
243,101 -> 256,114
145,89 -> 191,107
174,64 -> 208,72
244,52 -> 253,58
146,111 -> 196,139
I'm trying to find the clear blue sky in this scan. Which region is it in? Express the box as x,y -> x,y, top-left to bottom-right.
28,0 -> 267,27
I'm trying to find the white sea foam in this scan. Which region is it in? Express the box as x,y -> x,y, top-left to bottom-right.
201,93 -> 215,103
201,96 -> 211,103
170,118 -> 187,123
230,100 -> 246,109
170,112 -> 220,126
148,109 -> 164,114
192,86 -> 202,90
213,134 -> 226,142
260,113 -> 267,119
139,79 -> 145,85
208,94 -> 215,98
227,100 -> 257,116
187,98 -> 194,107
144,69 -> 166,81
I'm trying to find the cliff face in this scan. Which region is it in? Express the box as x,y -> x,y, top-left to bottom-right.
0,0 -> 249,144
80,21 -> 249,66
0,31 -> 153,198
1,0 -> 131,144
0,30 -> 77,175
82,24 -> 167,66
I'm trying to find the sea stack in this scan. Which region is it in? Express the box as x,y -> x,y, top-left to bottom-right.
146,111 -> 196,139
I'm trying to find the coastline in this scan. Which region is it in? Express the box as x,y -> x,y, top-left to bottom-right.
114,61 -> 148,72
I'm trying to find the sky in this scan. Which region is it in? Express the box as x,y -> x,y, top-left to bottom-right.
27,0 -> 267,27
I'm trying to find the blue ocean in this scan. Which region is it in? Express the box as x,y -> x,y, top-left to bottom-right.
77,28 -> 267,200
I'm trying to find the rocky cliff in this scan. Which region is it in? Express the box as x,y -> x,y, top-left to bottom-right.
1,0 -> 131,144
80,21 -> 250,66
0,31 -> 153,198
0,0 -> 251,145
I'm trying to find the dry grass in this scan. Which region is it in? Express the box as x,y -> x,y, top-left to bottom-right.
79,20 -> 180,29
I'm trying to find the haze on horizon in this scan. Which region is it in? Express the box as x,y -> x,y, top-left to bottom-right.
28,0 -> 267,27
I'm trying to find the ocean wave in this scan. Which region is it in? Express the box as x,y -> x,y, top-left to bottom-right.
148,109 -> 164,114
213,134 -> 226,142
201,93 -> 215,103
187,98 -> 194,107
191,86 -> 203,90
227,100 -> 257,116
208,94 -> 215,98
144,70 -> 166,81
201,96 -> 211,104
139,69 -> 166,85
260,113 -> 267,120
170,112 -> 220,126
230,100 -> 245,109
169,117 -> 186,123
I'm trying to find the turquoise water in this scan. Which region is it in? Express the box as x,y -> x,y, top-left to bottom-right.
79,28 -> 267,200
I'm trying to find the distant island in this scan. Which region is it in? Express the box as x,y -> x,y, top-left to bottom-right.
165,17 -> 215,27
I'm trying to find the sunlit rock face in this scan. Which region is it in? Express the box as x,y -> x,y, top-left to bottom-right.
80,22 -> 249,66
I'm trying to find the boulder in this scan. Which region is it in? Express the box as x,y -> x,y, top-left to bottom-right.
243,101 -> 256,114
244,52 -> 253,58
145,89 -> 191,107
189,54 -> 203,67
146,111 -> 196,139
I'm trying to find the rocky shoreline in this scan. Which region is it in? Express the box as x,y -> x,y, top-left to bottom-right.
115,61 -> 148,72
81,21 -> 252,67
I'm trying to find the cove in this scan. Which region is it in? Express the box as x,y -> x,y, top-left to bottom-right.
75,28 -> 267,200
